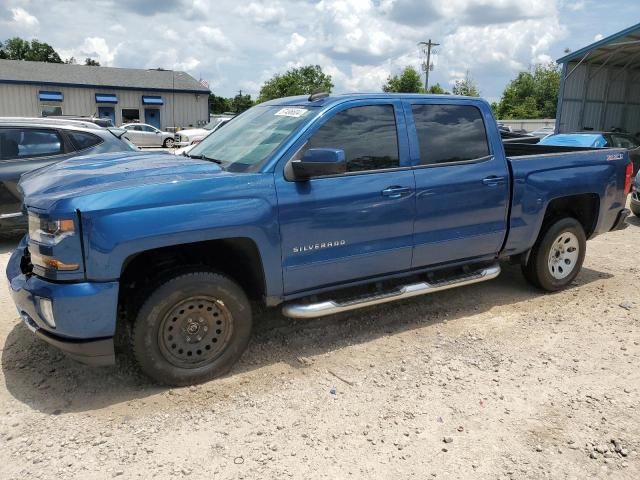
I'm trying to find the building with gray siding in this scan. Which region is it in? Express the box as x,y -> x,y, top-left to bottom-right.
0,59 -> 210,130
556,22 -> 640,134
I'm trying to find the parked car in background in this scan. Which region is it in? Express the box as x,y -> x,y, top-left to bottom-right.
0,118 -> 137,233
122,123 -> 175,148
174,117 -> 233,155
174,116 -> 234,147
540,132 -> 640,175
530,126 -> 555,139
631,174 -> 640,216
48,115 -> 115,128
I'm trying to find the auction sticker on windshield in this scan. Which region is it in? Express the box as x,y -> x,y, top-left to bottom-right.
274,108 -> 309,118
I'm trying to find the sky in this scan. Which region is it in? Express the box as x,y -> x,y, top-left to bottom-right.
1,0 -> 639,102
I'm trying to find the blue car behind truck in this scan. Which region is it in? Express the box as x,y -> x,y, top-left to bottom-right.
6,93 -> 634,386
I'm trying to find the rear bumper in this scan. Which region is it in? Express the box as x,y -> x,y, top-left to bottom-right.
6,238 -> 118,366
610,208 -> 631,231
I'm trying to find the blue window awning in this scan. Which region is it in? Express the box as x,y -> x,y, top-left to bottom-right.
142,95 -> 163,105
95,93 -> 118,103
39,91 -> 63,102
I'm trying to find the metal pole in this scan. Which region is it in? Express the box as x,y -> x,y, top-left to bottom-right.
419,39 -> 440,91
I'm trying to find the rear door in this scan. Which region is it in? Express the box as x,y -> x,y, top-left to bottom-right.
0,127 -> 70,219
275,100 -> 416,294
404,100 -> 510,267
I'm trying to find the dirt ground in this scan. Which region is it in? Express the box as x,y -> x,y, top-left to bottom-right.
0,217 -> 639,480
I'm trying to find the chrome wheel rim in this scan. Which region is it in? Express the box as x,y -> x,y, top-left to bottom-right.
547,232 -> 579,280
158,296 -> 233,368
166,139 -> 174,148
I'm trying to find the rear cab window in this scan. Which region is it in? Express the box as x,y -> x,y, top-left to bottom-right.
410,104 -> 490,165
0,128 -> 64,160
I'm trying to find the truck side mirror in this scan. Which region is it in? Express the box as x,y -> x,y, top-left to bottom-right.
291,148 -> 346,180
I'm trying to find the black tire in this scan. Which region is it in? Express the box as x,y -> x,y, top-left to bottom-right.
631,203 -> 640,217
132,271 -> 252,386
521,217 -> 586,292
163,138 -> 175,148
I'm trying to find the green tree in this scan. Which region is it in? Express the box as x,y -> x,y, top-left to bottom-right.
452,70 -> 480,97
209,95 -> 232,114
427,82 -> 449,94
494,62 -> 560,119
84,58 -> 100,66
0,37 -> 62,63
65,56 -> 77,64
232,92 -> 253,113
382,66 -> 424,93
258,65 -> 334,103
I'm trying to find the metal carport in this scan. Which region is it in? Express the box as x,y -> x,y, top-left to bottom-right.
556,22 -> 640,134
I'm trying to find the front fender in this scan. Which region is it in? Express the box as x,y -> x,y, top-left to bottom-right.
81,197 -> 282,298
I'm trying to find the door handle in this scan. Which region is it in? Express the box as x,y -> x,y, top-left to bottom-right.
381,186 -> 411,198
482,176 -> 506,186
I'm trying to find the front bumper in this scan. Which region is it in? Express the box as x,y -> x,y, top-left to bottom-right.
6,238 -> 119,366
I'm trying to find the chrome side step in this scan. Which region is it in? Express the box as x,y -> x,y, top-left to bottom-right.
282,264 -> 501,319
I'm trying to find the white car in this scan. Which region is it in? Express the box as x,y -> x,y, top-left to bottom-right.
174,116 -> 233,147
121,123 -> 175,147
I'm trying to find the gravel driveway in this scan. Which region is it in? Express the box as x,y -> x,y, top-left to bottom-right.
1,217 -> 639,479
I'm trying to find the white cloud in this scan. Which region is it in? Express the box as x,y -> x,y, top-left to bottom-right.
11,7 -> 39,28
194,26 -> 233,50
593,33 -> 604,41
236,1 -> 285,25
277,32 -> 307,58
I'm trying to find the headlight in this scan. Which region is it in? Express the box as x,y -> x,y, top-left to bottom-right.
29,214 -> 75,246
30,251 -> 80,271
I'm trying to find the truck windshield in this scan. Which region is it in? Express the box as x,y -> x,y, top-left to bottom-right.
188,106 -> 313,172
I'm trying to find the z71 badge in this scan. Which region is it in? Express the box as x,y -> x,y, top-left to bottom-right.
293,240 -> 346,253
607,153 -> 624,161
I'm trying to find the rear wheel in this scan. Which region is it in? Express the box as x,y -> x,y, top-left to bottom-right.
522,217 -> 586,291
132,271 -> 252,386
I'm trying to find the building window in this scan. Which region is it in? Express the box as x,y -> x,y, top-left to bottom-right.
41,105 -> 63,117
122,109 -> 140,124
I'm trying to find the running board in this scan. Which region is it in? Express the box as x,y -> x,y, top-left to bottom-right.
282,264 -> 501,319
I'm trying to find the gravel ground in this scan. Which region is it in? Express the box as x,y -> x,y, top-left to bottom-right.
1,217 -> 639,480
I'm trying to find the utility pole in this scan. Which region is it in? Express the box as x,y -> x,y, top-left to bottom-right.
418,39 -> 440,91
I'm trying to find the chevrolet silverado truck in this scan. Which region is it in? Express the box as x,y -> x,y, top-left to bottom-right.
6,93 -> 633,386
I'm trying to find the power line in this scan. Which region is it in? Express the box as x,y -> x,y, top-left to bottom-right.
418,39 -> 440,91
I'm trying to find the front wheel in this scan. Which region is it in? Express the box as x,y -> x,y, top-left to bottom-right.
163,138 -> 175,148
522,217 -> 586,291
132,271 -> 252,386
631,202 -> 640,217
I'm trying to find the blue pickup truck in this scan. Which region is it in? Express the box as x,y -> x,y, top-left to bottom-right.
6,93 -> 633,385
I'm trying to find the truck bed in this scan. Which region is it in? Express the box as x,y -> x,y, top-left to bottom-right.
503,141 -> 598,158
503,145 -> 629,258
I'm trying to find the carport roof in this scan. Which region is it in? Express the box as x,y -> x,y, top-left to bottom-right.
0,59 -> 211,94
557,22 -> 640,69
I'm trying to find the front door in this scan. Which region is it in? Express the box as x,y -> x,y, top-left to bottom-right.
405,101 -> 510,267
145,109 -> 161,129
275,101 -> 416,294
97,106 -> 115,126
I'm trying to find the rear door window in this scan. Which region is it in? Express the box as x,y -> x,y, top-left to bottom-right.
0,128 -> 64,160
411,104 -> 489,165
68,131 -> 103,151
302,104 -> 400,173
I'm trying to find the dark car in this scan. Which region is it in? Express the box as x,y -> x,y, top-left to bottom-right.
0,118 -> 137,233
631,174 -> 640,216
540,132 -> 640,175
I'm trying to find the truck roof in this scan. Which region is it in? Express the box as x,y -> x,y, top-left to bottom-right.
261,93 -> 488,108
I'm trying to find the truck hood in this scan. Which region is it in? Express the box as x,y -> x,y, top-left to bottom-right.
20,151 -> 223,208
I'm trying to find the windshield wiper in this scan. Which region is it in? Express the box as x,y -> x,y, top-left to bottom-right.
185,153 -> 224,166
